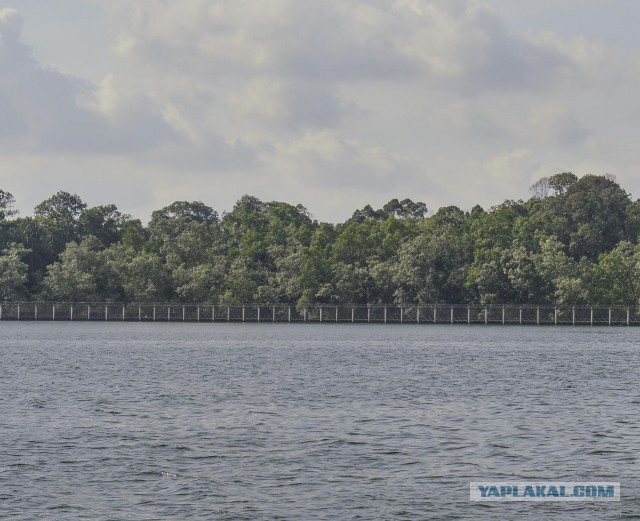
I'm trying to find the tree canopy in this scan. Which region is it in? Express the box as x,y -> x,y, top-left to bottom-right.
1,177 -> 639,305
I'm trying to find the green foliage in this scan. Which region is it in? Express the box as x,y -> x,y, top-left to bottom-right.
105,245 -> 169,302
0,243 -> 30,300
394,208 -> 473,304
0,190 -> 18,220
43,237 -> 109,301
78,204 -> 129,247
3,174 -> 640,304
592,241 -> 640,306
548,172 -> 578,196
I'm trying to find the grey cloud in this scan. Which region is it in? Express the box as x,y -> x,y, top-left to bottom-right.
142,137 -> 260,172
275,2 -> 418,81
268,130 -> 418,190
456,9 -> 574,93
112,1 -> 418,82
527,104 -> 590,147
393,2 -> 577,95
0,8 -> 183,154
236,81 -> 352,130
435,101 -> 510,142
111,1 -> 598,99
0,91 -> 24,138
279,84 -> 343,128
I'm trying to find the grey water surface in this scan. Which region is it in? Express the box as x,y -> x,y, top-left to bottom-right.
0,323 -> 638,520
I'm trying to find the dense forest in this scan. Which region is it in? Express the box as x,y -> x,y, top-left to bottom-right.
1,172 -> 640,306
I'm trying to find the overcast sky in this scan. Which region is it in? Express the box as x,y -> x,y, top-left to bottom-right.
1,0 -> 640,223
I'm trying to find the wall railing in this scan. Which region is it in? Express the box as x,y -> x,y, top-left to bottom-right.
0,302 -> 639,325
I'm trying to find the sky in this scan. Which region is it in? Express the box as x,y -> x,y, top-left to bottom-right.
1,0 -> 640,224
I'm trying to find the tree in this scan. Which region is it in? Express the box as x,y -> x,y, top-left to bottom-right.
0,190 -> 19,254
43,237 -> 120,301
78,204 -> 129,247
216,196 -> 317,304
0,244 -> 30,300
34,191 -> 86,221
529,177 -> 550,199
219,195 -> 269,265
394,230 -> 472,304
383,198 -> 428,219
534,236 -> 592,304
347,204 -> 387,224
564,175 -> 632,260
33,191 -> 87,260
428,206 -> 469,233
172,263 -> 223,303
0,190 -> 18,220
149,201 -> 218,230
219,258 -> 260,304
148,201 -> 220,292
120,219 -> 147,252
592,241 -> 640,307
548,172 -> 578,196
502,243 -> 549,304
149,201 -> 218,244
298,223 -> 337,303
466,200 -> 528,303
106,245 -> 169,302
259,239 -> 305,303
329,262 -> 373,304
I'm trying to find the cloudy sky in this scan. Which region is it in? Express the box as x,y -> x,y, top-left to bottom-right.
1,0 -> 639,223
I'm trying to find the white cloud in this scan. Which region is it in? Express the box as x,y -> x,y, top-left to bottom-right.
0,7 -> 184,154
485,149 -> 539,186
228,79 -> 350,130
269,130 -> 416,187
107,0 -> 597,92
526,102 -> 590,147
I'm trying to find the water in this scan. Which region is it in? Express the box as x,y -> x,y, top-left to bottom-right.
0,323 -> 638,520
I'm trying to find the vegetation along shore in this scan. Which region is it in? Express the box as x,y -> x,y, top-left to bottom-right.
1,173 -> 640,308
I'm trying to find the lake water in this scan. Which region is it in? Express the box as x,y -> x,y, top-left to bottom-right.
0,323 -> 638,520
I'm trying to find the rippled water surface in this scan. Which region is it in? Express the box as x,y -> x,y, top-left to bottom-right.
1,323 -> 639,520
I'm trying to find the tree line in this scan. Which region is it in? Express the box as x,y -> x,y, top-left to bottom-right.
2,172 -> 640,306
